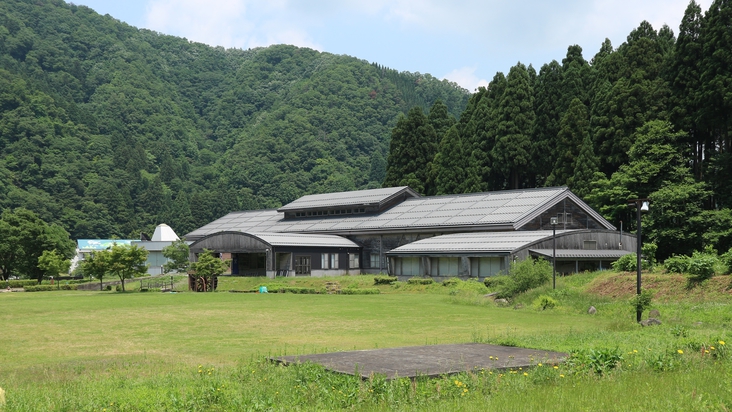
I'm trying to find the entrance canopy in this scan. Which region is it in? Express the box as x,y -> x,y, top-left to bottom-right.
189,231 -> 359,254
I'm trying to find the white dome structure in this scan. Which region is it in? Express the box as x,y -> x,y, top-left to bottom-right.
151,224 -> 180,242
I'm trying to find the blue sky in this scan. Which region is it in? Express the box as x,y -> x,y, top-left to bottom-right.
73,0 -> 709,91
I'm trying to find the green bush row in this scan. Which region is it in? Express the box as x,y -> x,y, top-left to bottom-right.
340,288 -> 380,295
24,285 -> 55,292
1,279 -> 38,288
373,275 -> 397,285
23,284 -> 78,292
407,278 -> 434,285
266,286 -> 319,294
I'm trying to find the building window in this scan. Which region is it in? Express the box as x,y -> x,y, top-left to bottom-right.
295,256 -> 311,275
349,253 -> 359,269
370,253 -> 380,269
330,253 -> 339,269
583,240 -> 597,250
321,253 -> 329,269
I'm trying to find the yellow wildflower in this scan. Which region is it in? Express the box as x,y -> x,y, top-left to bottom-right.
711,346 -> 715,350
677,349 -> 684,354
553,366 -> 559,369
523,372 -> 528,376
719,340 -> 725,345
560,374 -> 565,378
537,363 -> 542,367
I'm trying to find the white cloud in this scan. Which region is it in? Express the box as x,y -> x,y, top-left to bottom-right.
144,0 -> 321,50
442,66 -> 490,92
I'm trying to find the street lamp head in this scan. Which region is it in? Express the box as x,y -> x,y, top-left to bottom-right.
550,217 -> 558,226
641,201 -> 650,212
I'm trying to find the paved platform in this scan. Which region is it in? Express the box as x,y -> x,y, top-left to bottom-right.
273,343 -> 567,379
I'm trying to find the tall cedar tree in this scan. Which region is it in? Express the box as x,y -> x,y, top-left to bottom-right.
383,107 -> 438,194
669,1 -> 704,178
548,98 -> 591,186
700,0 -> 732,207
532,61 -> 564,185
492,63 -> 535,189
433,125 -> 467,195
568,133 -> 600,199
463,74 -> 508,192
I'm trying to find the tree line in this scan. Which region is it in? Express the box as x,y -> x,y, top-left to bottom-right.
384,0 -> 732,260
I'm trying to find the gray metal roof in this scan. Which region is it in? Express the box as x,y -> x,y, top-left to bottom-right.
387,231 -> 575,255
248,232 -> 359,248
529,249 -> 632,259
186,187 -> 613,240
278,186 -> 419,212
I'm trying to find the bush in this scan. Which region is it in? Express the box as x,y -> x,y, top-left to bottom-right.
23,285 -> 55,292
105,285 -> 113,291
531,295 -> 557,310
687,251 -> 718,281
664,255 -> 691,274
721,248 -> 732,275
494,258 -> 551,299
629,289 -> 654,315
373,276 -> 397,285
1,279 -> 37,288
532,295 -> 557,310
267,286 -> 319,294
60,284 -> 77,290
340,288 -> 380,295
441,278 -> 459,287
612,253 -> 637,272
407,278 -> 434,285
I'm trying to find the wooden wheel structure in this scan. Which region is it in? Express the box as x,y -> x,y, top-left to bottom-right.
188,274 -> 218,292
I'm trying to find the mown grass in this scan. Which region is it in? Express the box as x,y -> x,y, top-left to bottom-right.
1,272 -> 732,411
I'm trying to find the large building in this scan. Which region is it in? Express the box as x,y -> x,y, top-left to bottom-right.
186,186 -> 635,280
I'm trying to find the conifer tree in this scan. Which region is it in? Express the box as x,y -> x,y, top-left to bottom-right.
427,100 -> 455,142
548,98 -> 590,186
568,133 -> 600,199
433,126 -> 467,195
383,107 -> 438,193
532,61 -> 564,185
492,64 -> 535,189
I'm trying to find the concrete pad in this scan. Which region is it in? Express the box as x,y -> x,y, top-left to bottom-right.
274,343 -> 567,379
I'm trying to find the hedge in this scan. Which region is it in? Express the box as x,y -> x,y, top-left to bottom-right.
340,288 -> 380,295
1,280 -> 38,288
23,285 -> 55,292
266,286 -> 319,294
407,278 -> 434,285
373,276 -> 397,285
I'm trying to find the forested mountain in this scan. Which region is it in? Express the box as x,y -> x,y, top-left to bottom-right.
0,0 -> 469,239
385,0 -> 732,260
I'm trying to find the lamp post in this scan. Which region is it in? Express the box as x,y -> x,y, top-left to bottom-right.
550,217 -> 558,289
628,198 -> 650,323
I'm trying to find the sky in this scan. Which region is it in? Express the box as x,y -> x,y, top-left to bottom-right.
73,0 -> 710,92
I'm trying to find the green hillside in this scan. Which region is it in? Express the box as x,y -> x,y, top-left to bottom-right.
0,0 -> 469,238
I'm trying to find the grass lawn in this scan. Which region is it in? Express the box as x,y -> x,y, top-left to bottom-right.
1,273 -> 732,410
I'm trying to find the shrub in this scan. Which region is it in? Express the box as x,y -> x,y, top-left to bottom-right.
721,248 -> 732,275
629,289 -> 654,316
373,276 -> 397,285
340,288 -> 380,295
664,255 -> 690,274
532,295 -> 557,310
494,258 -> 551,298
23,285 -> 55,292
612,253 -> 637,272
568,347 -> 623,375
687,251 -> 718,281
105,285 -> 113,291
1,280 -> 37,288
267,286 -> 318,294
407,278 -> 434,285
60,284 -> 77,290
441,278 -> 459,287
642,242 -> 658,270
